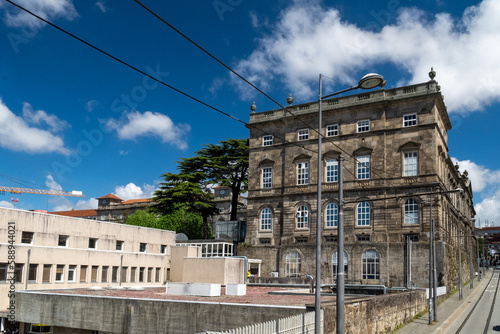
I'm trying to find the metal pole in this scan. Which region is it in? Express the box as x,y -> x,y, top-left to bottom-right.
432,216 -> 438,321
469,234 -> 473,288
477,237 -> 481,281
428,195 -> 433,325
25,249 -> 31,290
315,74 -> 322,334
337,155 -> 345,334
458,219 -> 463,300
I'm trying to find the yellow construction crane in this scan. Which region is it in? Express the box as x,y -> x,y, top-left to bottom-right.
0,186 -> 84,197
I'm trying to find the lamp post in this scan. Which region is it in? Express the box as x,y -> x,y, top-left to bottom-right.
317,73 -> 385,334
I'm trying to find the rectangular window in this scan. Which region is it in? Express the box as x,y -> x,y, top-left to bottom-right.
58,235 -> 69,247
259,238 -> 271,244
88,238 -> 98,249
357,120 -> 370,133
101,266 -> 109,282
101,215 -> 106,221
15,264 -> 23,283
161,245 -> 167,254
297,162 -> 309,185
21,231 -> 34,244
404,152 -> 418,176
326,159 -> 338,182
298,129 -> 309,141
155,268 -> 161,282
130,267 -> 137,283
0,263 -> 7,283
80,265 -> 88,283
139,243 -> 147,253
112,266 -> 119,283
116,240 -> 124,251
139,267 -> 145,282
357,235 -> 371,242
121,267 -> 127,283
43,264 -> 52,283
263,135 -> 273,146
262,167 -> 273,188
147,267 -> 153,282
326,124 -> 339,137
68,265 -> 76,282
28,264 -> 38,282
403,113 -> 417,127
91,266 -> 98,282
295,237 -> 308,243
55,265 -> 64,283
357,155 -> 370,180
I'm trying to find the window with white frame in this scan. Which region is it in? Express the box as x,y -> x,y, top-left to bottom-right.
42,264 -> 52,283
332,251 -> 348,280
262,166 -> 273,188
140,243 -> 147,253
296,205 -> 309,229
55,265 -> 64,283
357,202 -> 371,226
404,199 -> 419,224
403,113 -> 417,127
260,208 -> 272,231
357,155 -> 370,180
263,135 -> 273,146
357,120 -> 370,133
297,162 -> 309,185
68,265 -> 76,282
28,264 -> 38,283
298,129 -> 309,141
326,159 -> 338,182
0,263 -> 7,283
326,203 -> 338,227
116,240 -> 124,251
404,151 -> 418,176
285,250 -> 301,277
58,235 -> 68,247
362,249 -> 380,279
327,124 -> 339,137
21,231 -> 34,244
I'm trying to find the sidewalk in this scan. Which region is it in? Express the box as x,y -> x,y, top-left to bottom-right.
395,268 -> 493,334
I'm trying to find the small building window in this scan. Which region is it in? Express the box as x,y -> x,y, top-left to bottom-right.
140,243 -> 147,253
326,203 -> 338,227
101,266 -> 109,283
357,235 -> 371,242
116,240 -> 124,251
14,264 -> 23,283
55,265 -> 64,283
405,234 -> 420,242
148,268 -> 153,282
295,237 -> 308,243
326,159 -> 338,183
298,129 -> 309,141
404,199 -> 419,224
297,162 -> 309,185
327,124 -> 339,137
161,245 -> 167,254
260,208 -> 272,231
155,268 -> 161,282
88,238 -> 98,249
403,113 -> 417,127
357,202 -> 371,226
58,235 -> 69,247
68,265 -> 76,282
91,266 -> 98,282
332,251 -> 348,280
42,264 -> 51,283
357,120 -> 370,133
357,155 -> 370,180
285,250 -> 301,277
28,264 -> 38,283
296,205 -> 309,229
362,250 -> 380,279
259,238 -> 271,245
139,267 -> 145,282
21,231 -> 34,244
80,265 -> 88,283
262,167 -> 273,188
325,236 -> 337,242
130,267 -> 137,283
404,152 -> 418,176
263,135 -> 273,146
0,263 -> 7,283
121,267 -> 128,283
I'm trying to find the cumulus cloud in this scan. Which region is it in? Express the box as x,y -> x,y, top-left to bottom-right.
235,0 -> 500,113
105,110 -> 190,150
75,197 -> 98,210
23,102 -> 69,132
114,182 -> 156,201
0,200 -> 15,209
45,174 -> 63,191
0,0 -> 78,29
0,99 -> 69,155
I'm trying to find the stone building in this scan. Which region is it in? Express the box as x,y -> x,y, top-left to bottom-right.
242,73 -> 475,291
209,186 -> 247,242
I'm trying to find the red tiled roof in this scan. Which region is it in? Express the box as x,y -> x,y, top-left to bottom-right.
49,209 -> 97,218
121,198 -> 152,205
98,193 -> 123,201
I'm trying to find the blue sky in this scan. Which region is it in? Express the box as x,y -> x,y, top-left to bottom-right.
0,0 -> 499,227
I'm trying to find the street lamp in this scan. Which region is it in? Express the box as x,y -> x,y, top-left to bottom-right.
317,73 -> 385,334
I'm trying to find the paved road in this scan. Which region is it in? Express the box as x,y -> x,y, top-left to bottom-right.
444,269 -> 500,334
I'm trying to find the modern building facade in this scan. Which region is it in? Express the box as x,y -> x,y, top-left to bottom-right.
0,207 -> 176,319
242,73 -> 475,291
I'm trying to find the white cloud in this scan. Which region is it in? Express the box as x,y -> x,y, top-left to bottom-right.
95,2 -> 107,13
452,158 -> 500,193
0,200 -> 15,209
75,197 -> 98,210
114,182 -> 156,201
45,174 -> 63,191
0,99 -> 69,155
0,0 -> 78,29
85,100 -> 99,112
23,102 -> 69,132
105,110 -> 190,150
235,0 -> 500,113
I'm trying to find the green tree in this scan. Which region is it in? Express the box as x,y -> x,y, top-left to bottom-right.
125,210 -> 159,228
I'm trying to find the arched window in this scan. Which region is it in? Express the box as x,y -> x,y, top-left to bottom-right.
332,250 -> 348,280
404,199 -> 419,224
357,202 -> 370,226
285,250 -> 301,277
296,205 -> 309,229
362,249 -> 380,279
326,203 -> 338,227
260,208 -> 272,230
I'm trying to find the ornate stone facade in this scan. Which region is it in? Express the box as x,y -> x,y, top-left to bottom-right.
242,78 -> 475,291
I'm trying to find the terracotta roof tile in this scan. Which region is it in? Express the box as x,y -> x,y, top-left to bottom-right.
98,193 -> 123,201
49,209 -> 97,218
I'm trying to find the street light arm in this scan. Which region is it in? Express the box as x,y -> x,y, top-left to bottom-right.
321,85 -> 359,99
